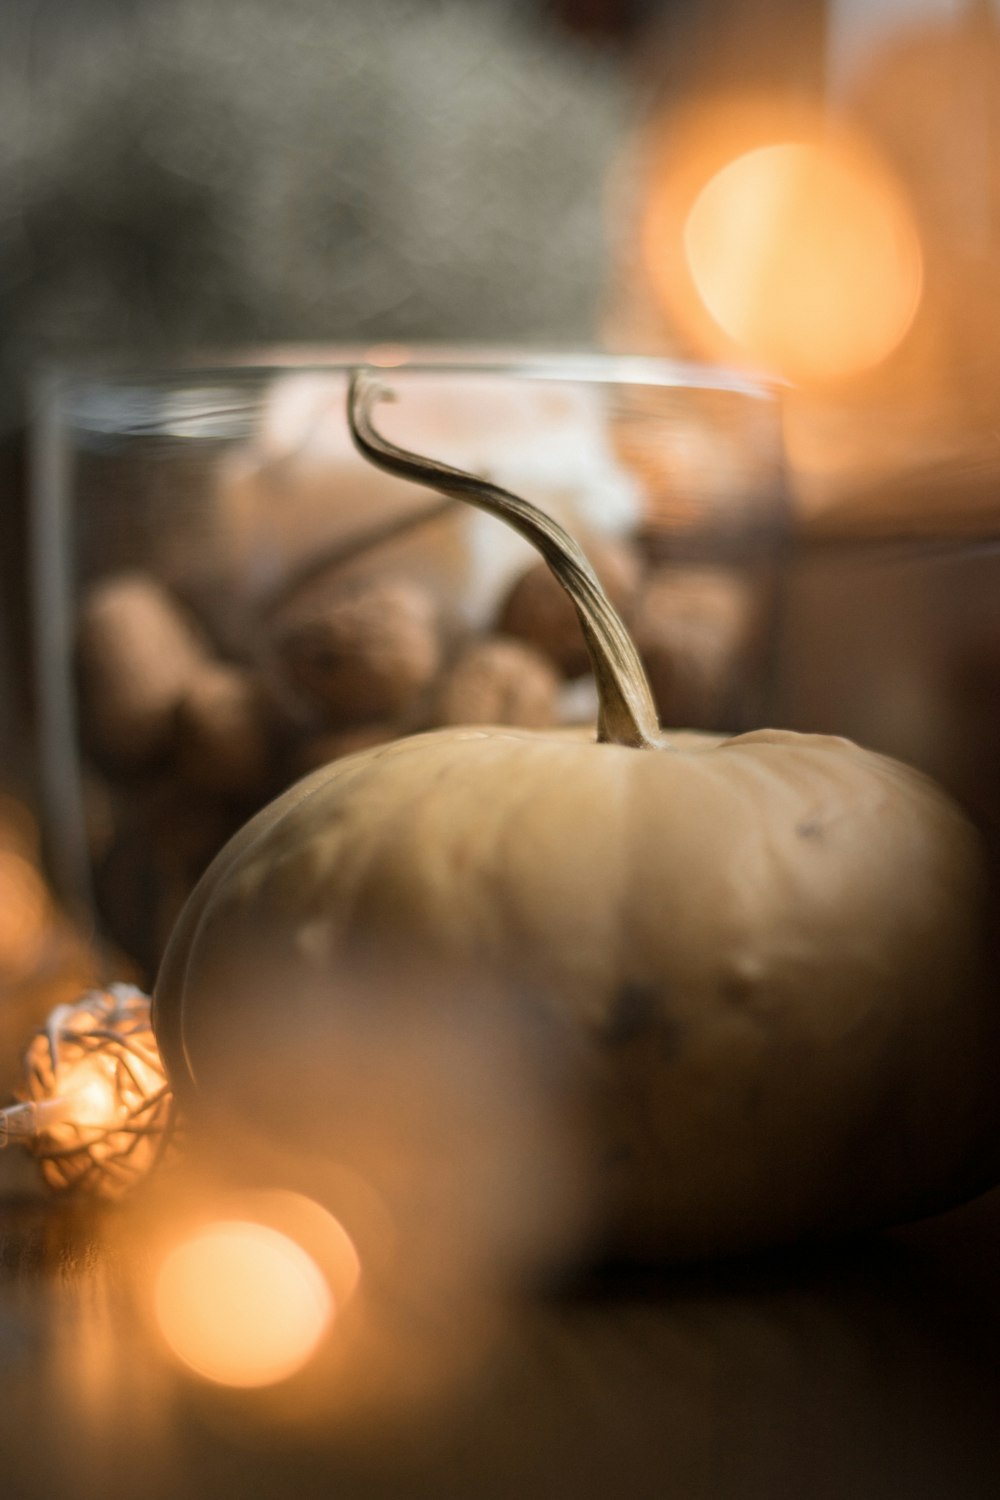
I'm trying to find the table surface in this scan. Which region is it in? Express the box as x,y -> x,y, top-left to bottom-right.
2,1147 -> 1000,1500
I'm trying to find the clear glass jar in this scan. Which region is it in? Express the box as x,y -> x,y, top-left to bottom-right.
30,349 -> 785,977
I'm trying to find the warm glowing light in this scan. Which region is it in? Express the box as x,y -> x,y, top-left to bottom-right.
255,1190 -> 363,1309
0,849 -> 50,983
681,139 -> 923,383
155,1220 -> 333,1387
2,985 -> 174,1198
63,1063 -> 120,1131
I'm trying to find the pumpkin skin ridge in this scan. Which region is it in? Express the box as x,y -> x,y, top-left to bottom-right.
713,724 -> 949,804
343,736 -> 519,971
332,728 -> 633,1008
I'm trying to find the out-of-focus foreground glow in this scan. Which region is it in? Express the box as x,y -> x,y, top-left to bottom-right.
151,1191 -> 361,1392
682,140 -> 922,383
155,1219 -> 333,1387
0,848 -> 49,985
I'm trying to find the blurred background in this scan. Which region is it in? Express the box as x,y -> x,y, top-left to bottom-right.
5,0 -> 1000,1014
4,14 -> 1000,1494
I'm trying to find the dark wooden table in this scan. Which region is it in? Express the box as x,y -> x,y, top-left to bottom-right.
2,1144 -> 1000,1500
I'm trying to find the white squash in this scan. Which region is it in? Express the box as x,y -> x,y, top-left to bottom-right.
153,373 -> 1000,1261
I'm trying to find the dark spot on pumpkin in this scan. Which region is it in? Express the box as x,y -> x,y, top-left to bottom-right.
602,983 -> 685,1060
796,818 -> 823,840
656,1016 -> 686,1063
722,963 -> 762,1007
604,982 -> 659,1044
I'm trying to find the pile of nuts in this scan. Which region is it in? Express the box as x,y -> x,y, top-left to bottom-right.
76,528 -> 761,972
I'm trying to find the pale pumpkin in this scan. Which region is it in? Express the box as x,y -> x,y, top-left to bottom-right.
153,372 -> 1000,1262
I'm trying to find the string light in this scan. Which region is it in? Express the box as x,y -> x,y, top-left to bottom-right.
0,978 -> 366,1398
0,984 -> 175,1199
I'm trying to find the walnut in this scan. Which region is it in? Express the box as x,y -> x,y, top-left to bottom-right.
496,535 -> 640,677
76,574 -> 208,766
632,568 -> 757,731
273,577 -> 442,726
175,665 -> 275,797
432,636 -> 560,728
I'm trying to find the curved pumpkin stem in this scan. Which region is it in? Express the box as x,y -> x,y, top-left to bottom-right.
347,369 -> 667,751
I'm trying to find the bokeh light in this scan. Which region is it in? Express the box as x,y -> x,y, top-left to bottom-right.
637,97 -> 924,387
683,139 -> 922,383
155,1219 -> 333,1387
0,849 -> 50,986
